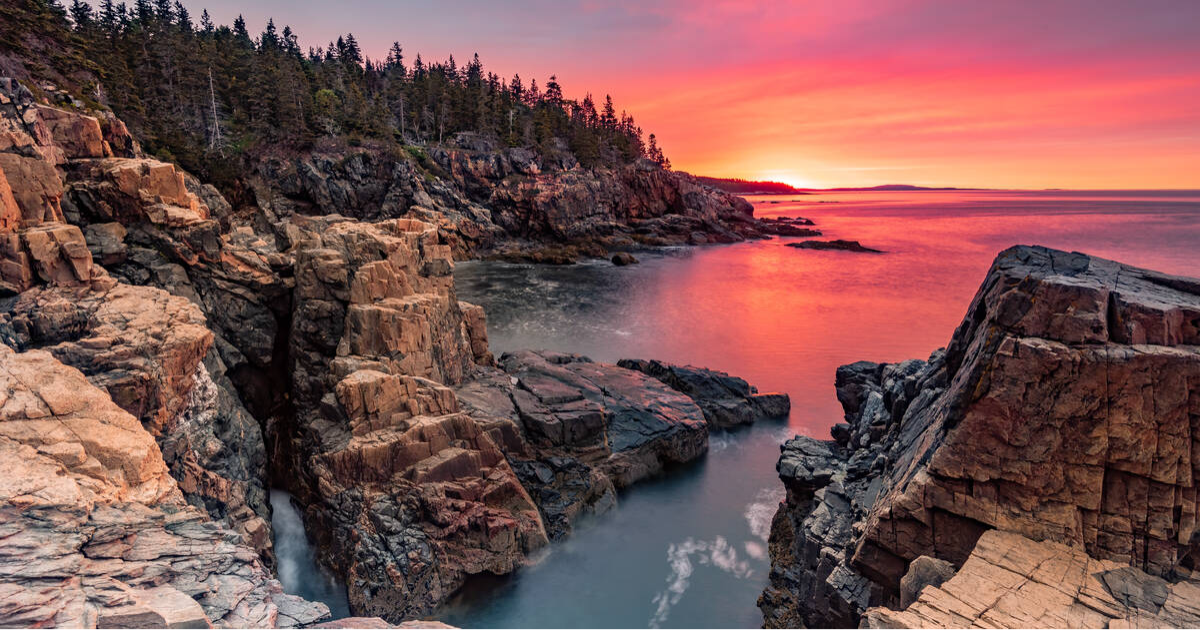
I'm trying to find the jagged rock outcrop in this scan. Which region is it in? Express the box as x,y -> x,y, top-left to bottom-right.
0,81 -> 276,566
0,343 -> 326,628
761,245 -> 1200,628
247,142 -> 778,264
617,358 -> 790,427
283,216 -> 550,621
864,530 -> 1200,628
0,274 -> 274,563
455,351 -> 711,539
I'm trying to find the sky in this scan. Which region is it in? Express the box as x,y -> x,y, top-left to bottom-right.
131,0 -> 1200,189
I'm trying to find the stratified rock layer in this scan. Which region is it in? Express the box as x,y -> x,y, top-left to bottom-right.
865,530 -> 1200,628
761,245 -> 1200,628
283,216 -> 549,621
0,344 -> 326,628
617,358 -> 790,427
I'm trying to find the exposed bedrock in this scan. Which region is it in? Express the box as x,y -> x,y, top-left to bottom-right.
247,140 -> 786,264
1,77 -> 798,627
617,358 -> 790,428
281,216 -> 550,621
760,245 -> 1200,628
457,351 -> 712,539
0,343 -> 327,628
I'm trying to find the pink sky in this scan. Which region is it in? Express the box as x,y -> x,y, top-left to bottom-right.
160,0 -> 1200,189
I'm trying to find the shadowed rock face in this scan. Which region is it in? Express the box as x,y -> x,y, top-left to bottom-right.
761,245 -> 1200,628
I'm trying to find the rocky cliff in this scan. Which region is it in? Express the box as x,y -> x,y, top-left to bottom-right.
760,245 -> 1200,628
246,136 -> 783,264
0,77 -> 792,627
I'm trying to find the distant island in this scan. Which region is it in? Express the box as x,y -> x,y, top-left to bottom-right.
697,179 -> 978,194
814,184 -> 976,192
692,177 -> 811,195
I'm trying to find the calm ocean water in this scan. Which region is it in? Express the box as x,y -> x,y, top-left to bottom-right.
276,190 -> 1200,628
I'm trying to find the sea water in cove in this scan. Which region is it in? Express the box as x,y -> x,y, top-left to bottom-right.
273,190 -> 1200,627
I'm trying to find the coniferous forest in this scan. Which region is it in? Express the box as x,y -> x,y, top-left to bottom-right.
0,0 -> 671,188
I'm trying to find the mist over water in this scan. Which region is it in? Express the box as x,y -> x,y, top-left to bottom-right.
270,490 -> 351,619
442,190 -> 1200,628
273,190 -> 1200,627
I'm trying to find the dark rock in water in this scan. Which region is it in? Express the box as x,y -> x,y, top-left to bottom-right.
456,351 -> 711,539
509,456 -> 617,541
787,239 -> 882,253
610,252 -> 638,266
461,350 -> 708,490
617,358 -> 790,427
760,245 -> 1200,628
760,216 -> 821,237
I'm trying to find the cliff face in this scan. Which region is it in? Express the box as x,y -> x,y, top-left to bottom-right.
0,77 -> 792,626
760,245 -> 1200,628
246,139 -> 771,263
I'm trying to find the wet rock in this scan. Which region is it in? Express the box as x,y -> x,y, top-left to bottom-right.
761,245 -> 1200,628
759,216 -> 821,237
310,618 -> 457,629
610,252 -> 638,266
617,358 -> 790,427
456,351 -> 715,538
787,239 -> 882,253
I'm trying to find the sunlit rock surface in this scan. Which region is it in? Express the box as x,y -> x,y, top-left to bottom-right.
0,344 -> 327,628
762,245 -> 1200,628
865,530 -> 1200,628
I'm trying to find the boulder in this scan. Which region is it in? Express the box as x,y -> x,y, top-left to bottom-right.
610,252 -> 638,266
898,556 -> 956,609
786,239 -> 882,253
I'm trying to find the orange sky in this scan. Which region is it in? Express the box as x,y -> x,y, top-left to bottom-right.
179,0 -> 1200,189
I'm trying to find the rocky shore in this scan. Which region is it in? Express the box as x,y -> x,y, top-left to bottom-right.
246,139 -> 800,265
0,78 -> 791,627
760,245 -> 1200,628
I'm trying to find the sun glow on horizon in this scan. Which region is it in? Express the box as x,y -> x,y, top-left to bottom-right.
753,172 -> 820,190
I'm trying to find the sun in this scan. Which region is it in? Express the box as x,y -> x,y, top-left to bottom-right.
756,171 -> 818,189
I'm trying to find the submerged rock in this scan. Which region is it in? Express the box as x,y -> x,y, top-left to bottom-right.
761,245 -> 1200,628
